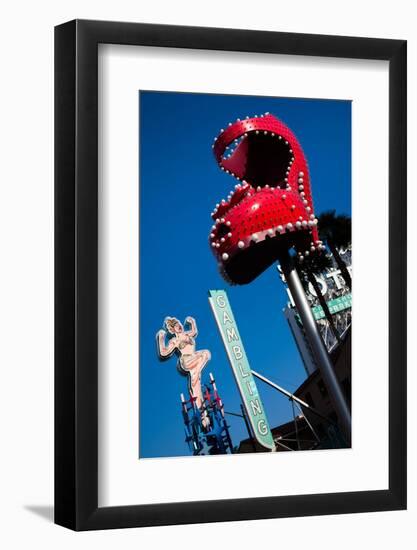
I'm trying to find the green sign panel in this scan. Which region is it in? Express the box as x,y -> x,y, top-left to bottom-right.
310,293 -> 352,320
208,290 -> 275,451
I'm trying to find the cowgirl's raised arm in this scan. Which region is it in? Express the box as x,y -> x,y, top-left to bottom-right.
185,316 -> 198,337
156,329 -> 177,358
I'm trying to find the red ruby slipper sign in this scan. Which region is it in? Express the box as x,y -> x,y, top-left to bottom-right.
209,113 -> 325,285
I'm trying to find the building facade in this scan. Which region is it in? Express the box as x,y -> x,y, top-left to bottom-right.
281,246 -> 352,376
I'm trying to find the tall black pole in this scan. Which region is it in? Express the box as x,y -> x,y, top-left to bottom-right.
240,404 -> 257,452
279,250 -> 351,445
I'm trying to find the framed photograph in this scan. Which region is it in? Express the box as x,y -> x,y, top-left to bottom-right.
55,20 -> 406,530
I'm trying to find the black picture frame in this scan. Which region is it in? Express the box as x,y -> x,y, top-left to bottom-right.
55,19 -> 407,531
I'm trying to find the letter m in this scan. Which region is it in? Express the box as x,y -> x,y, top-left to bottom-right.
226,327 -> 238,342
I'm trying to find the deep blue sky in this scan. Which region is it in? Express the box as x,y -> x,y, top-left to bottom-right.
139,91 -> 351,458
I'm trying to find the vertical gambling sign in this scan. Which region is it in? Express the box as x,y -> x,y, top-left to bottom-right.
208,290 -> 275,451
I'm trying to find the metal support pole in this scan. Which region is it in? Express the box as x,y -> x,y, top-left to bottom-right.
240,404 -> 257,452
251,369 -> 336,426
275,440 -> 294,451
279,250 -> 351,445
291,399 -> 301,450
294,401 -> 321,444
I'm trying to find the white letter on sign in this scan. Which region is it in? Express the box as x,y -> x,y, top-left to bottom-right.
216,295 -> 226,308
258,419 -> 268,435
223,310 -> 232,325
237,362 -> 249,378
250,399 -> 262,416
233,346 -> 243,360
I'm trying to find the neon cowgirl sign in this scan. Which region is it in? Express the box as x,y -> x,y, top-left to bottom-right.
156,316 -> 211,427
